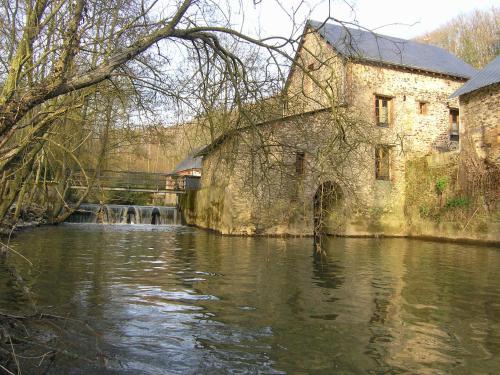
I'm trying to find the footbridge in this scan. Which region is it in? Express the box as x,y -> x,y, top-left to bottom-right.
69,170 -> 200,194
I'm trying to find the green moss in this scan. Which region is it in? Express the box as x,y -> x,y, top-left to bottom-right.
419,205 -> 431,218
365,207 -> 384,231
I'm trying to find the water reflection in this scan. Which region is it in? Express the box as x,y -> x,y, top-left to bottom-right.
1,225 -> 499,374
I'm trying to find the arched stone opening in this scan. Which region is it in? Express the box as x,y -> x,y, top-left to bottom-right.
151,207 -> 161,225
96,205 -> 109,224
313,181 -> 344,237
126,206 -> 136,224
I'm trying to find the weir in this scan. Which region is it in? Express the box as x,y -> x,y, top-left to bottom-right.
66,204 -> 180,225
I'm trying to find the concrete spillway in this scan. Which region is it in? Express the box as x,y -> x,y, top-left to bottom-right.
66,204 -> 180,225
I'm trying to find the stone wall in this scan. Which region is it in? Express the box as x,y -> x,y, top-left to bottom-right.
182,140 -> 499,242
286,30 -> 465,155
459,82 -> 500,166
349,63 -> 463,155
341,60 -> 466,235
180,108 -> 405,236
181,111 -> 340,235
286,29 -> 347,113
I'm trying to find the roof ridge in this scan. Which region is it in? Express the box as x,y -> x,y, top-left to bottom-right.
306,19 -> 476,79
307,19 -> 409,44
308,19 -> 461,51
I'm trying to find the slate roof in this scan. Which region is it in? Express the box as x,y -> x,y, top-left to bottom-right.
172,148 -> 203,173
308,20 -> 476,79
450,55 -> 500,98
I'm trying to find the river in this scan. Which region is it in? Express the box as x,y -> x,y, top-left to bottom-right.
1,223 -> 499,374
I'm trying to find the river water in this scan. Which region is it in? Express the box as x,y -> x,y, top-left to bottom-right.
1,224 -> 499,374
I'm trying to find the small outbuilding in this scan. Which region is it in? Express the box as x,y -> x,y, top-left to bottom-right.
165,149 -> 203,192
450,56 -> 500,166
171,152 -> 203,176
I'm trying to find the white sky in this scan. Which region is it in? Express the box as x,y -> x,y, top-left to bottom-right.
237,0 -> 498,39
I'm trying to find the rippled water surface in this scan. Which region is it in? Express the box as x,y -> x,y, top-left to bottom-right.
1,224 -> 499,374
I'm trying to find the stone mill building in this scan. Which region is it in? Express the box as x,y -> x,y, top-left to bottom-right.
179,20 -> 499,241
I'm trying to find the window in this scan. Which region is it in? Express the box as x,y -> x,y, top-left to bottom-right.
375,96 -> 392,127
450,109 -> 459,141
338,61 -> 351,106
418,101 -> 428,115
295,152 -> 305,176
282,99 -> 289,116
375,146 -> 390,180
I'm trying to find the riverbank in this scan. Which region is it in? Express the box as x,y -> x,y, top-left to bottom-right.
0,204 -> 48,238
180,220 -> 500,247
178,186 -> 500,245
4,200 -> 498,248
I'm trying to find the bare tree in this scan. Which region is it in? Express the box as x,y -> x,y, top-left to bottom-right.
416,7 -> 499,68
0,0 -> 319,225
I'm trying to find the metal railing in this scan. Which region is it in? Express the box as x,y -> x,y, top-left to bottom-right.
67,170 -> 200,193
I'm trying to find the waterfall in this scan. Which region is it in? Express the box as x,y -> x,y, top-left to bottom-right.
65,203 -> 100,224
66,204 -> 181,225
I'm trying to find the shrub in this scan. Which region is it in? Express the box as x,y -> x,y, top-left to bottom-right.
435,177 -> 447,195
445,197 -> 469,208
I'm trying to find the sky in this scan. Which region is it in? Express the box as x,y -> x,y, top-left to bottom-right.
237,0 -> 498,40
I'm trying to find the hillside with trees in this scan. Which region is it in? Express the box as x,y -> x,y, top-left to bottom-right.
415,7 -> 499,68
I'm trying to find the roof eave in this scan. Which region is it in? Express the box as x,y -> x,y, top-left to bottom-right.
196,107 -> 332,157
353,56 -> 472,80
450,81 -> 499,99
